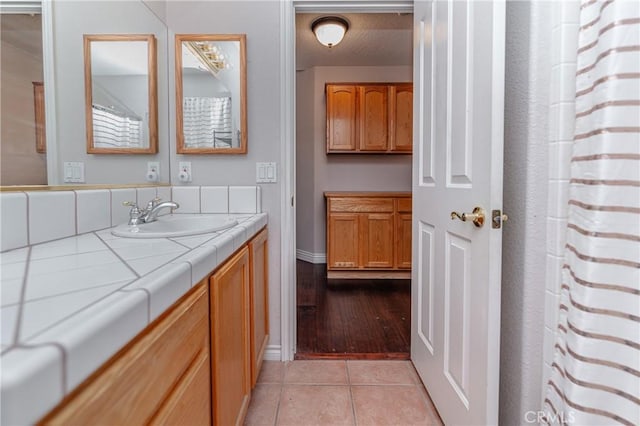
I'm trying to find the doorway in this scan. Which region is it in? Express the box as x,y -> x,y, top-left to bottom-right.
293,11 -> 414,359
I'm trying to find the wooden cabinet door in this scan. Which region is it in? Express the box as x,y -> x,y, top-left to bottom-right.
389,84 -> 413,152
361,213 -> 394,268
41,284 -> 210,425
210,247 -> 251,426
358,85 -> 388,151
326,85 -> 357,151
395,212 -> 412,269
249,228 -> 269,388
327,213 -> 360,269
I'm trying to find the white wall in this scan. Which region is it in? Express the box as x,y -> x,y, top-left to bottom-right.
296,65 -> 413,256
51,0 -> 169,184
166,0 -> 283,350
500,1 -> 551,424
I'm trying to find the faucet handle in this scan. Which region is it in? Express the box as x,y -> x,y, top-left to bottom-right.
122,201 -> 138,208
146,197 -> 162,210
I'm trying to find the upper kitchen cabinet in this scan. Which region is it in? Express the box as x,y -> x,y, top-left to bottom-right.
325,83 -> 413,154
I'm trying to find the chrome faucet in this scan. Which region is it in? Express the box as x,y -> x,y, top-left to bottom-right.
123,198 -> 180,225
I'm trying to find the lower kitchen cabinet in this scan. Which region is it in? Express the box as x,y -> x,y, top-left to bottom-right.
209,246 -> 251,426
325,192 -> 411,279
41,283 -> 211,425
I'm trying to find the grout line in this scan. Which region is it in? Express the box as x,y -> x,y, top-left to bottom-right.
346,360 -> 359,426
119,288 -> 151,324
24,191 -> 31,245
11,246 -> 33,346
272,380 -> 284,426
94,232 -> 141,279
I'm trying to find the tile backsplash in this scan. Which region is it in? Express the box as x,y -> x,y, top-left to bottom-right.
0,186 -> 262,252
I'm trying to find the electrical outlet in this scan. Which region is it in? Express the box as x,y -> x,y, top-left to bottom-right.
178,161 -> 192,182
146,162 -> 160,182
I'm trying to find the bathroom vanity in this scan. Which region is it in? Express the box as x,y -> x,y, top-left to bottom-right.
0,185 -> 268,426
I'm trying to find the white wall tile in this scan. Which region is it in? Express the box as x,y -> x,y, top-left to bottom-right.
110,188 -> 137,226
557,103 -> 577,142
0,193 -> 28,251
559,24 -> 579,63
201,186 -> 229,213
547,180 -> 570,218
155,186 -> 172,203
256,186 -> 262,213
545,253 -> 564,293
172,186 -> 200,213
136,187 -> 157,207
546,217 -> 568,257
544,290 -> 559,330
0,346 -> 64,426
557,64 -> 577,104
229,186 -> 258,213
1,304 -> 19,345
27,192 -> 76,245
76,190 -> 110,234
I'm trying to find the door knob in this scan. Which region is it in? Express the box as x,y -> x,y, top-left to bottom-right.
451,207 -> 485,228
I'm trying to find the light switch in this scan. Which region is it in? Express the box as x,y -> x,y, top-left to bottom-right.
63,162 -> 85,183
256,162 -> 276,183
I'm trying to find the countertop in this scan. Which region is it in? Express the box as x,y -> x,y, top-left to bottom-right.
0,212 -> 268,425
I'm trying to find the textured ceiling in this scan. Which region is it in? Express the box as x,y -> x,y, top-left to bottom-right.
296,13 -> 412,70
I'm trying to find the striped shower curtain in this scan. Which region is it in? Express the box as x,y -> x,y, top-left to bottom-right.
543,1 -> 640,425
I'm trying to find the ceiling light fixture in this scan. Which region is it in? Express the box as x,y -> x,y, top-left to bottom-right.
311,16 -> 349,48
185,41 -> 230,76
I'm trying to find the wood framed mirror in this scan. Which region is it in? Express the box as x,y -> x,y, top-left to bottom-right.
175,34 -> 247,154
83,34 -> 158,154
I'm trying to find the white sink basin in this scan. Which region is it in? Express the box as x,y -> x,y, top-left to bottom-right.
111,214 -> 238,238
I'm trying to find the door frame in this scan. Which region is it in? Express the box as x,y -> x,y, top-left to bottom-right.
279,0 -> 413,361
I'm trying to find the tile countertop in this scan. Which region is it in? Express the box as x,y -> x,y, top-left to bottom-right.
0,213 -> 268,426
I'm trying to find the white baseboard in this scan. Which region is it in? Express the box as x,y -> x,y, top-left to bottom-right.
296,249 -> 326,264
263,345 -> 282,361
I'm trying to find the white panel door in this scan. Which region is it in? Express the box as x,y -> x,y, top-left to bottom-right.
411,1 -> 505,425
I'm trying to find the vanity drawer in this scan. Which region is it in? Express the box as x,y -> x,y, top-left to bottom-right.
329,197 -> 394,213
41,283 -> 209,425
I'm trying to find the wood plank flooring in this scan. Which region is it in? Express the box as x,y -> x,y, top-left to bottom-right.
296,260 -> 411,359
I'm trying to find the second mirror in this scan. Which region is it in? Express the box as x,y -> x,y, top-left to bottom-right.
175,34 -> 247,154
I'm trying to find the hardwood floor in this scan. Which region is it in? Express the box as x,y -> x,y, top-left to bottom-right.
296,260 -> 411,359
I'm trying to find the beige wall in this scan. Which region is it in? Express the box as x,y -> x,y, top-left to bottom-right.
0,15 -> 46,185
296,65 -> 413,257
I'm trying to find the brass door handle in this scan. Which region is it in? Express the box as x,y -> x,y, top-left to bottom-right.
451,207 -> 485,228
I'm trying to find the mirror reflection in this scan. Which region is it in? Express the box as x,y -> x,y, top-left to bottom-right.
176,34 -> 247,154
84,34 -> 157,154
0,13 -> 46,185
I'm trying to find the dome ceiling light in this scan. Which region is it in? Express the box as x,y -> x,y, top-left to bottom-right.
311,16 -> 349,48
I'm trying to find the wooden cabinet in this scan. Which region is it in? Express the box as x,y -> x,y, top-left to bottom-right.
395,198 -> 413,269
41,284 -> 211,425
326,85 -> 357,151
390,84 -> 413,152
210,246 -> 251,426
249,228 -> 269,387
325,192 -> 411,279
358,85 -> 388,151
40,227 -> 269,426
326,83 -> 413,154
